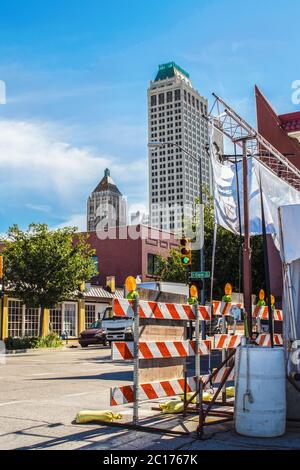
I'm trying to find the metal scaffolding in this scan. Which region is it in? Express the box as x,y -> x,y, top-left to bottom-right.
209,93 -> 300,191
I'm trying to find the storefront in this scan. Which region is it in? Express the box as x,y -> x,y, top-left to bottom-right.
0,286 -> 124,340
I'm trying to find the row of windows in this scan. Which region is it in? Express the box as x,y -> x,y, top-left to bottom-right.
151,89 -> 181,106
150,89 -> 207,115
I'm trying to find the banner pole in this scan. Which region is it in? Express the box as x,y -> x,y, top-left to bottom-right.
133,296 -> 140,425
194,302 -> 200,405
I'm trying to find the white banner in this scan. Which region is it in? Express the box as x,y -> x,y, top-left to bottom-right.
211,142 -> 300,248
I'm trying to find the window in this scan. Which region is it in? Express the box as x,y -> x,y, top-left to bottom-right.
85,304 -> 96,329
159,93 -> 164,105
175,89 -> 181,101
8,300 -> 23,338
92,255 -> 99,274
25,308 -> 40,336
147,253 -> 160,275
64,303 -> 77,337
151,95 -> 157,106
50,306 -> 62,335
166,91 -> 172,103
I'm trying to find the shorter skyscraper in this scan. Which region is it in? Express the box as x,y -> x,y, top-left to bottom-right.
87,168 -> 127,231
130,210 -> 149,226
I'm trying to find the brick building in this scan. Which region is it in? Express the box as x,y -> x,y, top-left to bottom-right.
84,224 -> 179,287
255,85 -> 300,298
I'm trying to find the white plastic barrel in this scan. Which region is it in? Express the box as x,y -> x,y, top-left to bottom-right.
235,346 -> 286,437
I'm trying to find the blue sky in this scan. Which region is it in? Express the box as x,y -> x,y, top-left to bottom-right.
0,0 -> 299,232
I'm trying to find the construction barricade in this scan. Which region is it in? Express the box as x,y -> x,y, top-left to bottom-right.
104,298 -> 284,436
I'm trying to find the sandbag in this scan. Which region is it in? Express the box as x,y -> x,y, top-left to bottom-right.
76,410 -> 122,424
179,391 -> 213,404
159,400 -> 184,414
226,386 -> 235,398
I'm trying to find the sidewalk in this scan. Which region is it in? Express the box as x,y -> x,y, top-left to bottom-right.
81,421 -> 300,451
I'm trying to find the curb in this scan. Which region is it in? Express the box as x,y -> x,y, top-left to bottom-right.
5,345 -> 79,355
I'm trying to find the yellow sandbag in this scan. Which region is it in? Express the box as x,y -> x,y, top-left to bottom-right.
203,392 -> 213,402
76,410 -> 122,424
179,391 -> 213,404
159,400 -> 184,414
226,387 -> 235,398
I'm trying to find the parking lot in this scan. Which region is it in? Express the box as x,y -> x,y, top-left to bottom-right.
0,346 -> 136,450
1,346 -> 300,451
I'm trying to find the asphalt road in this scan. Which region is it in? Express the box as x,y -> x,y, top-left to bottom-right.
0,346 -> 134,450
1,347 -> 300,451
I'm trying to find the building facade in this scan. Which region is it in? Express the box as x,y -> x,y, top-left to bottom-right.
130,210 -> 149,226
255,85 -> 300,298
87,168 -> 127,231
0,287 -> 124,340
85,225 -> 179,287
148,62 -> 210,232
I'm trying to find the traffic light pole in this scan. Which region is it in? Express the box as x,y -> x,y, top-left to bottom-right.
148,139 -> 206,309
198,153 -> 206,340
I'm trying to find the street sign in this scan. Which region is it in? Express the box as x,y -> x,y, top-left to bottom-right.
190,271 -> 211,280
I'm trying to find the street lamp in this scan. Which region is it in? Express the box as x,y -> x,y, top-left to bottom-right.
148,140 -> 205,306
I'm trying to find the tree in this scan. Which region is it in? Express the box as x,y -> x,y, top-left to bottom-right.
156,249 -> 188,283
202,191 -> 264,299
2,223 -> 96,334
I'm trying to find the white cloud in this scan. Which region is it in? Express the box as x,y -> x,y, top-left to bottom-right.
25,203 -> 51,213
0,119 -> 147,229
53,213 -> 86,231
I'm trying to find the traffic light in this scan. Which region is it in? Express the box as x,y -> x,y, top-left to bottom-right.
180,237 -> 192,266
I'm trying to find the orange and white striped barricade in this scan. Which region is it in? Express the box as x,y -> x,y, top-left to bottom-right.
207,366 -> 235,389
112,339 -> 212,361
111,376 -> 198,406
252,306 -> 283,321
212,301 -> 243,317
113,299 -> 211,322
110,369 -> 235,406
255,333 -> 284,347
214,334 -> 241,350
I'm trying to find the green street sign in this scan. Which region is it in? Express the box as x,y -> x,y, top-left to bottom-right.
190,271 -> 211,280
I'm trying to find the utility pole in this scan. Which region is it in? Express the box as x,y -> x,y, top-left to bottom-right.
240,138 -> 252,337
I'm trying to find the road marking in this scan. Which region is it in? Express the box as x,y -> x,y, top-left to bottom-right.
0,400 -> 28,407
31,372 -> 58,376
65,392 -> 93,397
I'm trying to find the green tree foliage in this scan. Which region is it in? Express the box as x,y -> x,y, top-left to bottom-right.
202,193 -> 264,298
2,224 -> 96,313
156,249 -> 188,283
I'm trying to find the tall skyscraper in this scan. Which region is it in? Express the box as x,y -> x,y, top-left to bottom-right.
148,62 -> 210,232
87,168 -> 127,231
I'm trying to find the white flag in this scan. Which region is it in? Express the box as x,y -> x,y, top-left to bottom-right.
211,141 -> 300,247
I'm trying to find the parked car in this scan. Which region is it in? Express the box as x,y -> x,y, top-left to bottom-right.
78,320 -> 108,348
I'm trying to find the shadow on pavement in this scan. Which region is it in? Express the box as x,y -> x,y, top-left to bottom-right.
30,370 -> 133,382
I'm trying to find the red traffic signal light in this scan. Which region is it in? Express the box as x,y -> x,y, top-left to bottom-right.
180,237 -> 192,266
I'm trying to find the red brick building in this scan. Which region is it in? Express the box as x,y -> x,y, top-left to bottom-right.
255,85 -> 300,167
83,225 -> 179,287
255,86 -> 300,298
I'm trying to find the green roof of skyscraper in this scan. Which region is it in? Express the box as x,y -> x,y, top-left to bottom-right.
154,62 -> 190,82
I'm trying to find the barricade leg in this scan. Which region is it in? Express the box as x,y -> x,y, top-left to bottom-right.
133,296 -> 139,425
